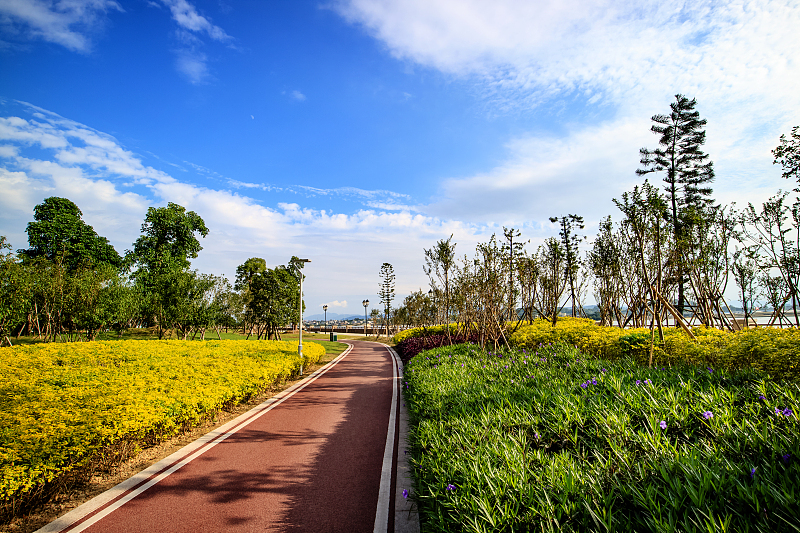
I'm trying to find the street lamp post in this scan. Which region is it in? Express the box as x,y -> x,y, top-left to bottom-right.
323,304 -> 328,334
362,299 -> 369,337
297,259 -> 311,375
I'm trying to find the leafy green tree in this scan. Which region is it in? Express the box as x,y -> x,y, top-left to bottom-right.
731,248 -> 759,326
502,227 -> 525,321
129,202 -> 209,338
249,266 -> 299,340
21,197 -> 121,271
401,289 -> 435,328
637,95 -> 715,313
614,181 -> 673,338
423,235 -> 456,325
103,271 -> 142,338
171,271 -> 216,340
208,276 -> 240,337
550,215 -> 586,318
588,217 -> 624,327
537,237 -> 566,326
0,237 -> 32,346
235,257 -> 267,335
130,202 -> 209,278
741,192 -> 800,326
68,262 -> 117,340
773,125 -> 800,190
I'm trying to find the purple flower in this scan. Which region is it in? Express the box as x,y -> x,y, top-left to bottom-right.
636,380 -> 642,386
759,395 -> 766,401
708,368 -> 714,373
580,382 -> 588,389
403,489 -> 409,499
784,408 -> 794,417
660,420 -> 667,430
775,407 -> 782,416
750,467 -> 756,479
446,484 -> 456,491
592,378 -> 597,385
703,411 -> 713,420
645,379 -> 652,385
782,453 -> 791,464
534,432 -> 540,439
601,368 -> 607,373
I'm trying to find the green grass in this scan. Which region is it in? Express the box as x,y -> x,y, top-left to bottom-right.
403,342 -> 800,532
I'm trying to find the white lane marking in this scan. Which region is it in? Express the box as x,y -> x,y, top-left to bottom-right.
37,345 -> 354,533
374,344 -> 400,533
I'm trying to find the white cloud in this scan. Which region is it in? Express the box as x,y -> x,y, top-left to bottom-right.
298,185 -> 413,205
291,90 -> 307,101
174,47 -> 209,84
0,0 -> 122,52
160,0 -> 231,42
153,0 -> 234,83
324,300 -> 348,308
334,0 -> 799,108
337,0 -> 800,230
0,102 -> 492,308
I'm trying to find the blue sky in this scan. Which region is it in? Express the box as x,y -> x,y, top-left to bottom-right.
1,0 -> 798,313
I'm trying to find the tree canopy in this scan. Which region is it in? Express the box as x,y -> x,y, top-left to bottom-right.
22,197 -> 122,271
130,202 -> 209,281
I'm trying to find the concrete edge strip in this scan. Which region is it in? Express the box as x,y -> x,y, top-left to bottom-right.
36,344 -> 354,533
373,344 -> 399,533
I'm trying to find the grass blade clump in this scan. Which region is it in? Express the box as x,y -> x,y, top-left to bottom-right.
403,341 -> 800,532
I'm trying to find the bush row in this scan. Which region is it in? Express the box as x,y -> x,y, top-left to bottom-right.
393,324 -> 459,344
511,318 -> 800,381
0,339 -> 325,513
395,318 -> 800,381
395,332 -> 481,363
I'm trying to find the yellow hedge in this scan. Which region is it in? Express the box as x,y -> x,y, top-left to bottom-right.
392,324 -> 460,343
509,317 -> 799,380
0,340 -> 324,503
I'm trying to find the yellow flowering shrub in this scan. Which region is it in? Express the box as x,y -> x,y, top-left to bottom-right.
393,324 -> 459,343
0,340 -> 324,503
510,317 -> 798,380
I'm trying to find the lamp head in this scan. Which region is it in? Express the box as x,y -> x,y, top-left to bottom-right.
323,304 -> 328,311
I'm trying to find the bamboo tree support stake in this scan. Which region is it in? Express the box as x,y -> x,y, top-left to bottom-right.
714,289 -> 740,332
650,285 -> 696,340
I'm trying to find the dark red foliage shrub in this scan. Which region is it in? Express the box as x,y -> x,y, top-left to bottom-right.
395,332 -> 481,364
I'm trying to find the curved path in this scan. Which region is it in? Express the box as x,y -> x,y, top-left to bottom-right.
37,341 -> 417,533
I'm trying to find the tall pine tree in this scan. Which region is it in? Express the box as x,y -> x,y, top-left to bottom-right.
637,94 -> 715,313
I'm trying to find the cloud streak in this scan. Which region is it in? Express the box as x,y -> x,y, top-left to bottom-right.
337,0 -> 800,228
153,0 -> 235,84
0,101 -> 487,308
160,0 -> 231,42
0,0 -> 122,52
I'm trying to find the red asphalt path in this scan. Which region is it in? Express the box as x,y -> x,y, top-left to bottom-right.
38,341 -> 401,533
